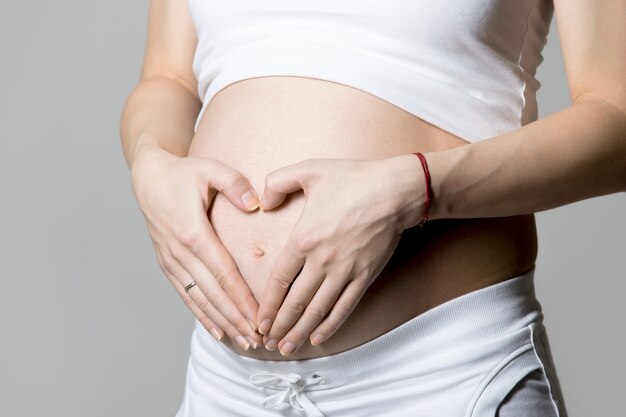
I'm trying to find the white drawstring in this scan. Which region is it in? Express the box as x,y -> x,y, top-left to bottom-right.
249,370 -> 328,417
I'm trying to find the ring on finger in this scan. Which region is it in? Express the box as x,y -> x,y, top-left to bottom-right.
184,281 -> 197,293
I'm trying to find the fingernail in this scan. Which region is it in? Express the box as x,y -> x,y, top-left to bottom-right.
246,335 -> 259,350
311,334 -> 326,346
247,318 -> 256,332
209,328 -> 222,341
264,339 -> 278,351
241,190 -> 259,211
259,319 -> 272,335
235,335 -> 250,351
280,341 -> 295,356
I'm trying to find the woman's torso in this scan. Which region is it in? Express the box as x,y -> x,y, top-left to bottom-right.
187,76 -> 538,360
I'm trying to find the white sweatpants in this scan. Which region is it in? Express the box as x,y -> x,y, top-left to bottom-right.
175,266 -> 568,417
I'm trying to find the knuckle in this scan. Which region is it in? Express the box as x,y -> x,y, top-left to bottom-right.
334,262 -> 354,278
288,297 -> 308,315
271,272 -> 294,290
223,169 -> 245,189
355,264 -> 374,280
306,305 -> 327,321
231,291 -> 257,314
335,300 -> 355,316
264,172 -> 279,190
241,291 -> 257,307
195,297 -> 211,313
154,252 -> 165,270
213,267 -> 239,289
177,228 -> 202,250
160,254 -> 176,273
319,249 -> 339,268
182,296 -> 196,309
218,272 -> 236,294
156,259 -> 169,275
293,233 -> 315,253
204,290 -> 221,308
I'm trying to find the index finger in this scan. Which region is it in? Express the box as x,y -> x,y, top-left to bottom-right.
255,241 -> 306,335
182,218 -> 260,332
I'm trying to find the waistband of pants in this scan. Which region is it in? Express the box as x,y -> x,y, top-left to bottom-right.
195,265 -> 543,385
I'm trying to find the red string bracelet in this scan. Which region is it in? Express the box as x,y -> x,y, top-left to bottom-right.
413,152 -> 433,227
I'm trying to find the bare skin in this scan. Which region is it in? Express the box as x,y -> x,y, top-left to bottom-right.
120,0 -> 625,362
188,76 -> 538,360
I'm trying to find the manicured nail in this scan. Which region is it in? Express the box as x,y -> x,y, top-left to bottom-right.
311,334 -> 326,346
246,335 -> 259,350
280,341 -> 296,356
265,339 -> 278,351
247,318 -> 256,333
209,328 -> 222,341
258,319 -> 272,335
241,190 -> 259,211
235,335 -> 250,351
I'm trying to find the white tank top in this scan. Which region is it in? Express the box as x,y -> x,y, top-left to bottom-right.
188,0 -> 553,143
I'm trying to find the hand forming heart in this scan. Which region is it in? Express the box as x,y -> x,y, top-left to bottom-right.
254,154 -> 428,356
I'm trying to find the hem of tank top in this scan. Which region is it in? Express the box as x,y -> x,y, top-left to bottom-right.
192,39 -> 528,143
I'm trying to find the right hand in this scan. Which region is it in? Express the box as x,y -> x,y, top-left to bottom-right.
130,146 -> 263,350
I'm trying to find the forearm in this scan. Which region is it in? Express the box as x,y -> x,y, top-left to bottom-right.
423,97 -> 626,220
119,75 -> 201,170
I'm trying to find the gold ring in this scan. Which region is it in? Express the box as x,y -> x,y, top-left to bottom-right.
184,281 -> 197,293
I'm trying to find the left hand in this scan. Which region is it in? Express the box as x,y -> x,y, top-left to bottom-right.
254,154 -> 427,356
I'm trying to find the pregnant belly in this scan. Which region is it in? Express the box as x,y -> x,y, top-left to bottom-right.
188,76 -> 538,360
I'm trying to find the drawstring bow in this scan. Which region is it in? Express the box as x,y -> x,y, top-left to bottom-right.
249,371 -> 327,417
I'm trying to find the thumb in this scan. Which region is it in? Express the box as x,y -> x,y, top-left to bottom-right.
260,159 -> 315,211
206,162 -> 260,212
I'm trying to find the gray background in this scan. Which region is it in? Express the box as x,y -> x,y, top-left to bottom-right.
1,1 -> 624,416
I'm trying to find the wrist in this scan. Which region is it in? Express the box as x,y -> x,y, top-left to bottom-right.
413,152 -> 433,227
381,154 -> 429,231
131,144 -> 179,174
130,144 -> 179,191
422,145 -> 467,220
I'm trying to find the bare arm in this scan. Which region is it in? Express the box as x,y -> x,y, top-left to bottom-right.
413,0 -> 626,221
119,0 -> 263,350
251,0 -> 626,355
119,0 -> 200,166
